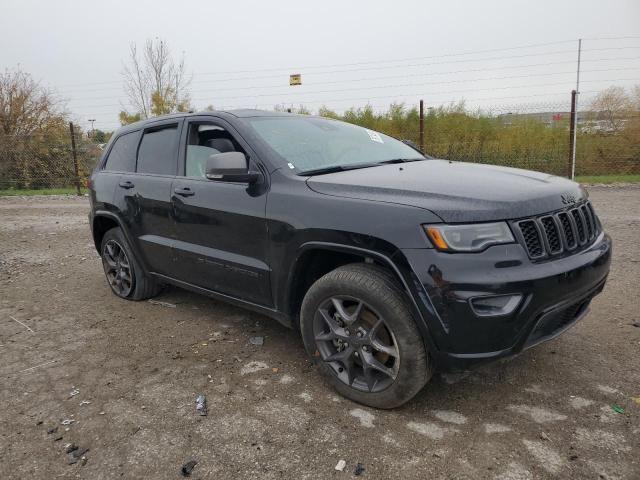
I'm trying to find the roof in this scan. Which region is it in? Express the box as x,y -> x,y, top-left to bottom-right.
118,109 -> 298,133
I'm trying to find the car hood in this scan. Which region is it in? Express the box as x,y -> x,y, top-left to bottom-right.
305,159 -> 586,222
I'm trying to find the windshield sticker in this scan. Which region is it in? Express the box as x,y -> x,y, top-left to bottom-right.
287,162 -> 295,169
365,129 -> 384,144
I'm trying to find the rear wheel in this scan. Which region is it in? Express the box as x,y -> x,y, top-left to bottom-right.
100,227 -> 160,300
300,263 -> 432,408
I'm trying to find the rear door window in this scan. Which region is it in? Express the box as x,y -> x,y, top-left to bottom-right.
104,132 -> 138,172
137,124 -> 179,175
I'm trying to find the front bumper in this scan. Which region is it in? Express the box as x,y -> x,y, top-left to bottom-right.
401,231 -> 612,371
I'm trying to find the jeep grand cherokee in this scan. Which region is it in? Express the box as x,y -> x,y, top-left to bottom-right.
88,110 -> 611,408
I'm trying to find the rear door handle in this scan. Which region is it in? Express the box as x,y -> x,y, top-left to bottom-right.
118,180 -> 135,189
174,187 -> 195,197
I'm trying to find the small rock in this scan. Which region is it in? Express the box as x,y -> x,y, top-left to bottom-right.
65,443 -> 78,454
181,460 -> 198,477
67,447 -> 89,465
335,459 -> 346,472
47,427 -> 58,435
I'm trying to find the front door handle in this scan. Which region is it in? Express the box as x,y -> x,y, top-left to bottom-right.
174,187 -> 195,197
119,180 -> 135,189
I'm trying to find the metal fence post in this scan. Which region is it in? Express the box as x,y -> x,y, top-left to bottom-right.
419,99 -> 425,153
69,122 -> 81,195
568,90 -> 577,179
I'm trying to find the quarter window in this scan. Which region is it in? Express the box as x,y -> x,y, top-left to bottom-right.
104,132 -> 138,172
137,125 -> 179,175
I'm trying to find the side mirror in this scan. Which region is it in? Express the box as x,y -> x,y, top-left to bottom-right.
205,152 -> 260,183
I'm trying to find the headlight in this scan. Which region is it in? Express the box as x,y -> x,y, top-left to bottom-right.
424,222 -> 514,252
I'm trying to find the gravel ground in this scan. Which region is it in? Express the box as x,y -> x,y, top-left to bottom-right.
0,186 -> 639,479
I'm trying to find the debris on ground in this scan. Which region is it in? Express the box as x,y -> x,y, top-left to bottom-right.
181,460 -> 198,477
611,405 -> 625,414
354,463 -> 365,476
631,321 -> 640,328
540,432 -> 551,441
148,299 -> 177,308
334,459 -> 346,471
61,419 -> 74,426
631,397 -> 640,406
69,388 -> 80,398
249,336 -> 264,346
67,447 -> 89,465
79,400 -> 90,406
53,436 -> 63,442
196,394 -> 207,416
65,443 -> 78,454
47,427 -> 58,435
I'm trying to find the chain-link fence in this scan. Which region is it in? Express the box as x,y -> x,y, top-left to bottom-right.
0,130 -> 100,191
0,99 -> 638,192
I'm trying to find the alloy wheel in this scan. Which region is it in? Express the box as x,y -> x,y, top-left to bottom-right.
313,295 -> 400,393
102,239 -> 133,297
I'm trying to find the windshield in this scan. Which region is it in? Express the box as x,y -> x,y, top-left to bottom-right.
247,116 -> 425,174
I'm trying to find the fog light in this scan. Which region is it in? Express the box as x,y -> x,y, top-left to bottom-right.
470,294 -> 523,317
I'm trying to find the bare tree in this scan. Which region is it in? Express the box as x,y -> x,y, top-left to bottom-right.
121,39 -> 191,123
0,68 -> 69,188
590,86 -> 632,133
0,68 -> 65,136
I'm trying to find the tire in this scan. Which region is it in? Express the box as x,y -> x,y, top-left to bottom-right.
100,227 -> 160,301
300,263 -> 432,409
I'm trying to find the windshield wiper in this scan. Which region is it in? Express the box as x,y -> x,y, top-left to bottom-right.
300,157 -> 427,176
300,162 -> 379,176
377,157 -> 426,164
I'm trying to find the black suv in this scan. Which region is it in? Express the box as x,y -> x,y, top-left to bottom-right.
89,110 -> 611,408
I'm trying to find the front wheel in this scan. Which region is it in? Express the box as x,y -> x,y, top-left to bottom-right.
300,264 -> 432,409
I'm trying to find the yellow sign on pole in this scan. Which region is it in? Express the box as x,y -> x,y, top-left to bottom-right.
289,74 -> 302,86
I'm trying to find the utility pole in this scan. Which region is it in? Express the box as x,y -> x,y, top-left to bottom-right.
88,119 -> 96,139
570,39 -> 582,180
419,100 -> 425,153
69,122 -> 81,196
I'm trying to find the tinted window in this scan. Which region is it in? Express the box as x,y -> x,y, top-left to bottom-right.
137,125 -> 179,175
104,132 -> 138,172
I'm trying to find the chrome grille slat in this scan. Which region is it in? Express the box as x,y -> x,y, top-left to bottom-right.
515,201 -> 600,261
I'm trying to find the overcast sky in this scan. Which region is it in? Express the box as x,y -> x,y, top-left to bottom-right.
1,0 -> 639,131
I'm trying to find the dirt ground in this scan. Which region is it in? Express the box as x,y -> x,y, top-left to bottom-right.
0,186 -> 639,480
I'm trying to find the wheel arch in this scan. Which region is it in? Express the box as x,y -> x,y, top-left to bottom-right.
285,242 -> 436,354
91,211 -> 149,273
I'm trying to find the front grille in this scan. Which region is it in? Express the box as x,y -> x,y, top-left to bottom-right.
514,201 -> 600,261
